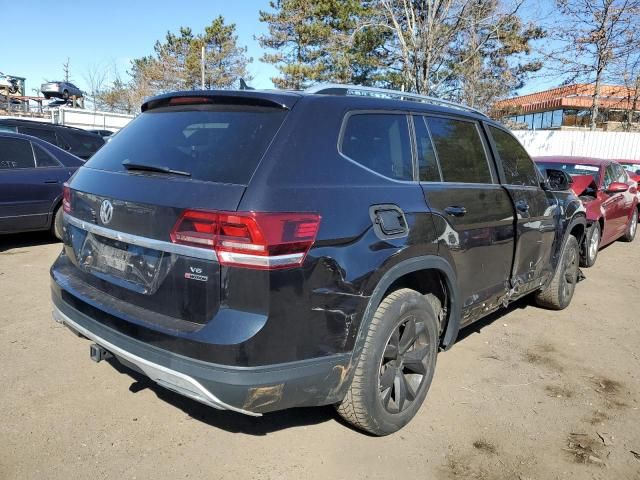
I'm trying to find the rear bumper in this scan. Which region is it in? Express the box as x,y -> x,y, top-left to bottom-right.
52,289 -> 351,415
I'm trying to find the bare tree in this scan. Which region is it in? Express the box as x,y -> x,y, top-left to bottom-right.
614,48 -> 640,130
548,0 -> 640,130
83,63 -> 108,111
62,57 -> 72,82
361,0 -> 539,101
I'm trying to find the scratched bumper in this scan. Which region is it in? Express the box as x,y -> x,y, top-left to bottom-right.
52,289 -> 351,414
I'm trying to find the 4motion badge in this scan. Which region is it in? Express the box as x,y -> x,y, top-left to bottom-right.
184,266 -> 208,282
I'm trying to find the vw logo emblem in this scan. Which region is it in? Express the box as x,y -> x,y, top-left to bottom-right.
99,199 -> 114,225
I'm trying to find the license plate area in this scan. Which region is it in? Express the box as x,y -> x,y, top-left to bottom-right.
76,231 -> 172,294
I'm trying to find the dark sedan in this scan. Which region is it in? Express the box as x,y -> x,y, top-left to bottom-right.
0,131 -> 83,239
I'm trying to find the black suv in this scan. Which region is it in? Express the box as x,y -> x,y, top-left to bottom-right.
51,85 -> 586,435
0,118 -> 104,160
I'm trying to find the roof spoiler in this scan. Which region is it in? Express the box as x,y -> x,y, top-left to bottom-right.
141,90 -> 296,112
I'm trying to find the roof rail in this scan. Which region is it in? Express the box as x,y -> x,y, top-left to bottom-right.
305,83 -> 487,117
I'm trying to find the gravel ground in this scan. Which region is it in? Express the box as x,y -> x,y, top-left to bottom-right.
1,232 -> 639,479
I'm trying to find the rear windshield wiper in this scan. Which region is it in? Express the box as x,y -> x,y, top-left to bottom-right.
122,160 -> 191,177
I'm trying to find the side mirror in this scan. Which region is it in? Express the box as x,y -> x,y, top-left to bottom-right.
545,168 -> 573,191
606,182 -> 629,193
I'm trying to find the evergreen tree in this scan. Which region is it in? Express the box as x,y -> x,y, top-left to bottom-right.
130,16 -> 250,95
258,0 -> 385,89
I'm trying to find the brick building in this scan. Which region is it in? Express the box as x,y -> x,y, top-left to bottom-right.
494,84 -> 640,130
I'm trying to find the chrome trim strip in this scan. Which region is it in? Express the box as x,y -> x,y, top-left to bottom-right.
65,213 -> 217,261
52,306 -> 260,417
217,251 -> 304,267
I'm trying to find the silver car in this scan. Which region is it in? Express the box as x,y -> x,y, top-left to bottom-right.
41,81 -> 83,100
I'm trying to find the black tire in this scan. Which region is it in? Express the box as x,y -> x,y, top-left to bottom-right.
621,209 -> 638,242
580,222 -> 600,267
62,90 -> 69,100
535,235 -> 580,310
51,205 -> 64,240
336,288 -> 439,436
44,94 -> 51,100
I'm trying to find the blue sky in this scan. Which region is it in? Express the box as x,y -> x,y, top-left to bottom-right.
2,0 -> 279,93
2,0 -> 557,97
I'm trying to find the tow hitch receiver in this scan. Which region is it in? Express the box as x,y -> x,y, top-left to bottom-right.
90,343 -> 113,363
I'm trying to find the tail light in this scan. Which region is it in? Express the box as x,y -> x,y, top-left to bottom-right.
170,210 -> 321,270
62,183 -> 72,213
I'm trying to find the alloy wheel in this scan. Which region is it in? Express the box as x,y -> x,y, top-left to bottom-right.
630,213 -> 638,238
378,315 -> 430,414
588,227 -> 599,260
562,242 -> 579,302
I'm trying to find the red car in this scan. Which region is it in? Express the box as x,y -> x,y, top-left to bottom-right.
535,156 -> 639,267
617,159 -> 640,177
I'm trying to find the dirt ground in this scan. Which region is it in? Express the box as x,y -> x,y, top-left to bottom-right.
1,232 -> 639,480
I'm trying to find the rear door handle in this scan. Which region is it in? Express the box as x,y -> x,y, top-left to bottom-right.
444,206 -> 467,217
515,200 -> 530,213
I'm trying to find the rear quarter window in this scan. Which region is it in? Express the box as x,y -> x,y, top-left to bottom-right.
340,113 -> 413,181
85,105 -> 287,184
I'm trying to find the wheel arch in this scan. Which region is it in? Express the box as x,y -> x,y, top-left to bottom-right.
354,256 -> 462,362
48,195 -> 63,227
553,213 -> 586,278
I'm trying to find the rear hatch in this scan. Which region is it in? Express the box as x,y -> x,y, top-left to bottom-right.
60,94 -> 292,329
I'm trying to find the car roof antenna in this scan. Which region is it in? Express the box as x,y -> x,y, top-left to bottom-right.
239,78 -> 254,90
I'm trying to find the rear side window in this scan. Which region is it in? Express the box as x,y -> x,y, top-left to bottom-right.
426,117 -> 492,184
75,132 -> 104,152
86,106 -> 288,184
412,116 -> 440,181
0,137 -> 35,169
34,144 -> 62,167
489,126 -> 539,187
0,125 -> 17,133
19,126 -> 58,145
341,113 -> 413,181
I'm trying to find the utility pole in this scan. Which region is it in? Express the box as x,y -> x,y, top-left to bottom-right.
201,46 -> 205,90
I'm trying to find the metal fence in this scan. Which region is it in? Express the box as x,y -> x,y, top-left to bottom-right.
52,108 -> 133,131
513,130 -> 640,160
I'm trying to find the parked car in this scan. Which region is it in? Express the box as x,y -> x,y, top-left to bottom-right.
51,85 -> 586,436
41,81 -> 83,100
0,118 -> 104,159
617,159 -> 640,177
0,131 -> 83,239
535,156 -> 638,267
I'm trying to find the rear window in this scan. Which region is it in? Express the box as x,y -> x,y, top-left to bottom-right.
19,126 -> 58,145
85,106 -> 287,184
